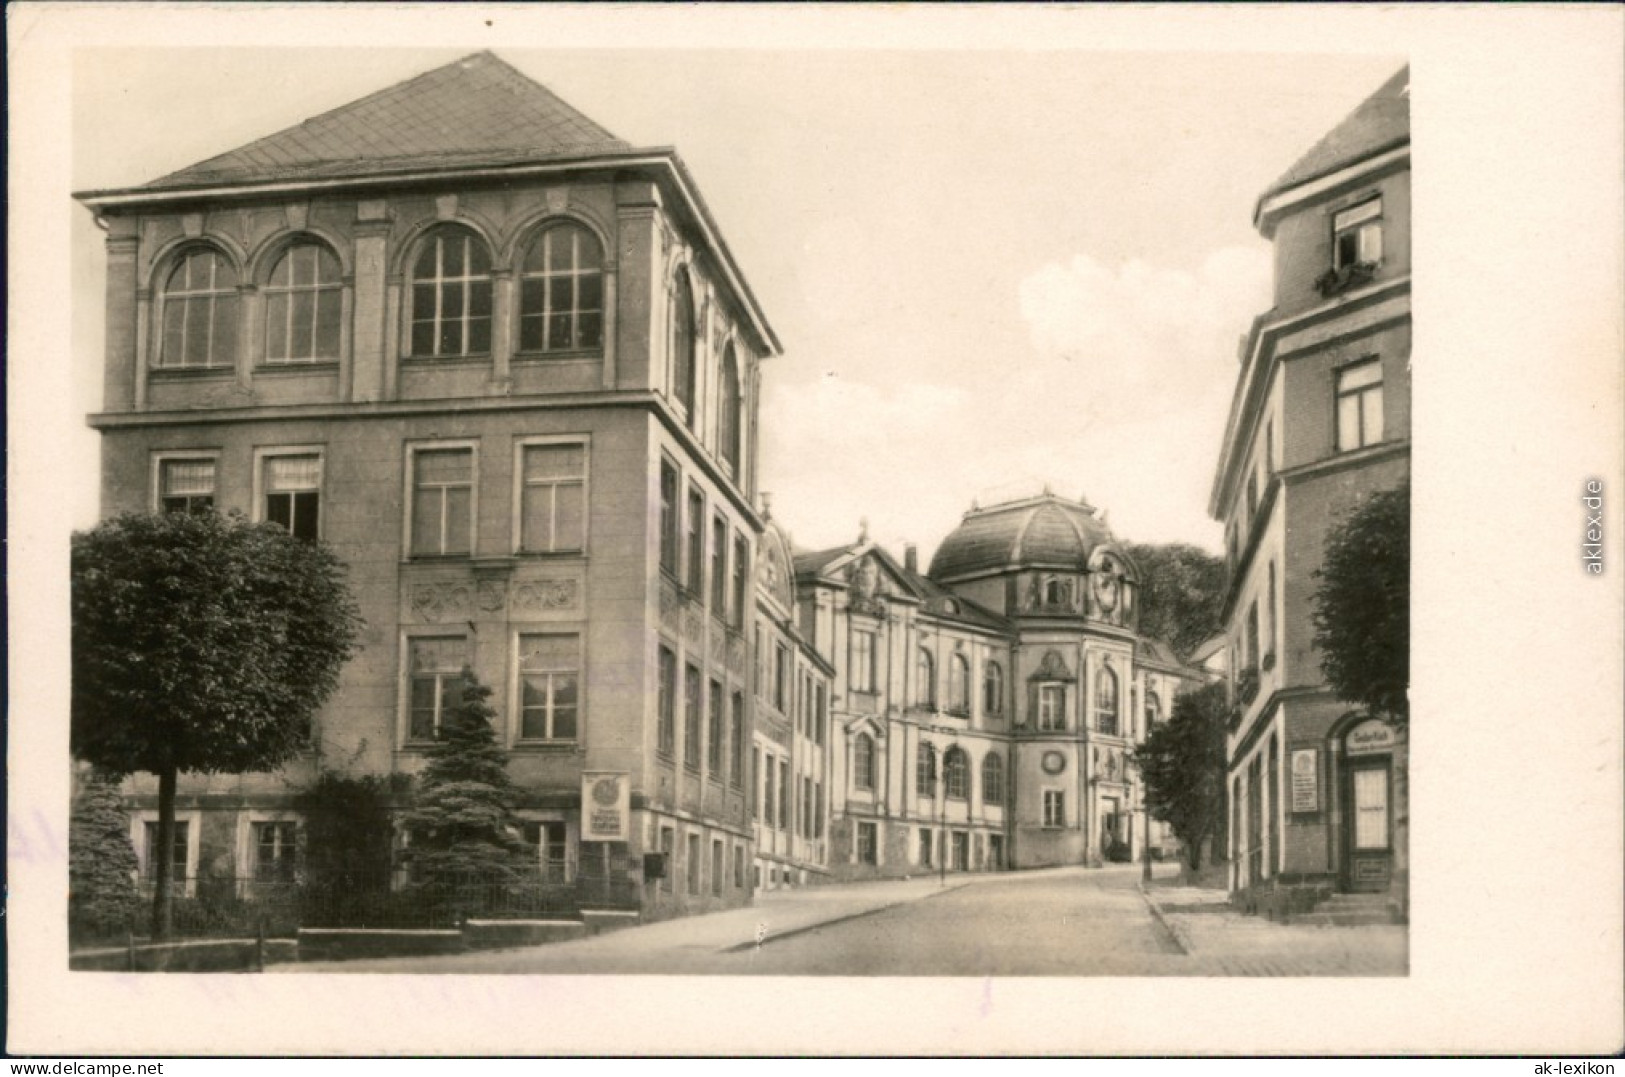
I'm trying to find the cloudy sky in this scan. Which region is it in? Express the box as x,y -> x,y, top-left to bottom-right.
71,46 -> 1403,559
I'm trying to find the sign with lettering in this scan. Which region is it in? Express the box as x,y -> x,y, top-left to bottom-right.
1345,719 -> 1397,756
581,772 -> 630,842
1290,747 -> 1320,813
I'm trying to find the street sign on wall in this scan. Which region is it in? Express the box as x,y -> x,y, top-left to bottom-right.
581,771 -> 630,841
1290,747 -> 1320,813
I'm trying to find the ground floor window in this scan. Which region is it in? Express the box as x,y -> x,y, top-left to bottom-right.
687,833 -> 701,894
918,828 -> 933,868
711,839 -> 724,896
1043,790 -> 1065,828
857,822 -> 878,865
734,845 -> 745,888
252,821 -> 298,883
660,826 -> 675,894
521,821 -> 570,883
951,831 -> 969,871
988,834 -> 1005,871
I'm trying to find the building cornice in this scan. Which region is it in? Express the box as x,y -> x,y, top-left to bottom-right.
1209,274 -> 1411,519
1254,142 -> 1409,236
74,150 -> 782,358
89,389 -> 767,531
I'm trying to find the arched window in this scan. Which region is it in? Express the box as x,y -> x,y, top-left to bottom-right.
943,746 -> 969,799
670,269 -> 697,423
948,654 -> 971,714
409,228 -> 492,358
159,248 -> 239,369
719,344 -> 742,472
915,742 -> 936,796
518,222 -> 603,354
853,733 -> 876,791
982,753 -> 1005,806
983,660 -> 1004,716
264,242 -> 342,364
1095,664 -> 1120,736
1145,691 -> 1161,732
916,648 -> 936,708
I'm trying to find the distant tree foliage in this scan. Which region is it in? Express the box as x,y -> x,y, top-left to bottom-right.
69,768 -> 143,940
1312,481 -> 1410,727
72,510 -> 362,937
1125,543 -> 1226,659
1132,682 -> 1230,871
402,670 -> 530,898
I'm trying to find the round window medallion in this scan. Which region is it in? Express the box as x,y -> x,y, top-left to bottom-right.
1041,750 -> 1066,775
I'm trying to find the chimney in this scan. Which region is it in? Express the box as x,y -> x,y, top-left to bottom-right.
904,544 -> 918,575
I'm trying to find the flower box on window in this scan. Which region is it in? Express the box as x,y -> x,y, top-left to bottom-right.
1314,261 -> 1378,299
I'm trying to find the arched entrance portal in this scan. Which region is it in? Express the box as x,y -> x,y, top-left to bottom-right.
1341,717 -> 1397,892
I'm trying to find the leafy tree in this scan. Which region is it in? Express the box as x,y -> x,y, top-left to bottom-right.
1133,682 -> 1230,870
1126,542 -> 1226,659
72,510 -> 361,937
1311,481 -> 1410,727
69,768 -> 142,940
401,669 -> 529,910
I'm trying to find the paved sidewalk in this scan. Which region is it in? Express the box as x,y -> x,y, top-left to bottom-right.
276,872 -> 972,974
1138,863 -> 1408,976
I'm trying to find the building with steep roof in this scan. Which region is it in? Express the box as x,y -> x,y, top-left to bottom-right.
77,51 -> 786,922
793,494 -> 1202,878
1210,66 -> 1410,911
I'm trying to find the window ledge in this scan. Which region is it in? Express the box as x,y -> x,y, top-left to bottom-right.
510,741 -> 582,753
512,350 -> 603,364
255,361 -> 340,375
401,355 -> 493,367
149,366 -> 235,378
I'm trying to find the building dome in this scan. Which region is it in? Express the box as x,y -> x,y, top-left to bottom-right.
929,494 -> 1114,581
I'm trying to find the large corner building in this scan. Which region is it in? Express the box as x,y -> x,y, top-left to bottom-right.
1209,67 -> 1410,907
77,53 -> 1204,923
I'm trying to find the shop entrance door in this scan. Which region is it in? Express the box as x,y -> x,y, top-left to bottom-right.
1344,760 -> 1392,892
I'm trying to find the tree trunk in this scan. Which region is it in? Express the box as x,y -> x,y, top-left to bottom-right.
151,765 -> 177,940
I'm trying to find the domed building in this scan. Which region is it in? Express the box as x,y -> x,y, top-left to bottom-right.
789,491 -> 1201,878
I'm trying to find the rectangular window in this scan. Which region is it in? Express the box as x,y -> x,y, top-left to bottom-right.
814,781 -> 824,839
1246,602 -> 1261,671
763,759 -> 776,829
918,828 -> 933,868
731,535 -> 749,627
263,453 -> 321,540
657,646 -> 676,757
253,821 -> 298,883
851,629 -> 877,693
711,839 -> 724,896
143,821 -> 189,882
683,663 -> 702,771
802,776 -> 813,839
816,685 -> 827,746
952,831 -> 969,871
710,515 -> 728,612
520,821 -> 570,883
707,678 -> 725,776
774,643 -> 790,713
410,447 -> 474,556
734,844 -> 745,888
517,634 -> 579,742
659,460 -> 679,576
857,822 -> 877,865
1038,684 -> 1067,731
407,636 -> 466,741
753,627 -> 764,697
730,691 -> 745,788
754,747 -> 764,821
159,457 -> 216,514
659,827 -> 675,894
1264,418 -> 1276,477
779,760 -> 792,834
1333,198 -> 1384,269
686,487 -> 705,594
1043,790 -> 1066,828
519,442 -> 586,553
686,833 -> 701,895
1336,360 -> 1385,453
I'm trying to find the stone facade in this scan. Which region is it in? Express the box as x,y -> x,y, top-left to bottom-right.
1209,66 -> 1411,904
